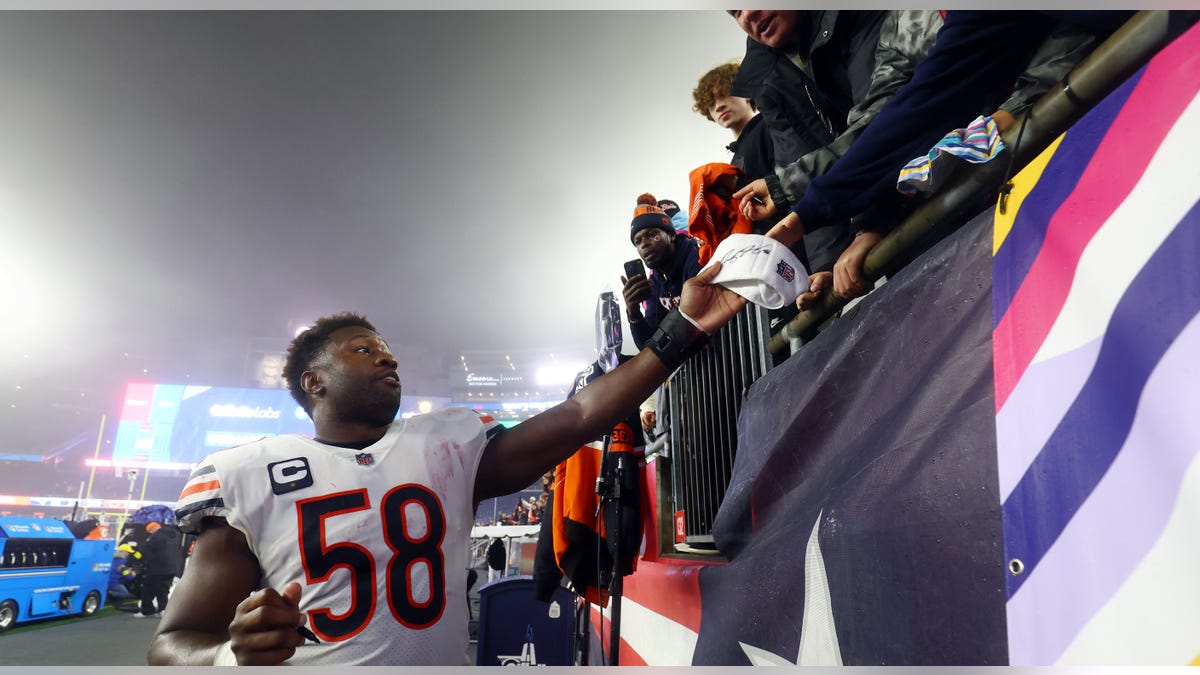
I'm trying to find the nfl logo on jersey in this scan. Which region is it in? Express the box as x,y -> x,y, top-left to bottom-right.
355,453 -> 374,466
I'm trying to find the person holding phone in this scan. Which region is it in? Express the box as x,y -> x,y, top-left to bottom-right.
621,193 -> 703,350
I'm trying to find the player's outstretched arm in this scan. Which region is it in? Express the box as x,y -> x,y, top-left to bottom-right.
148,518 -> 303,665
474,263 -> 746,501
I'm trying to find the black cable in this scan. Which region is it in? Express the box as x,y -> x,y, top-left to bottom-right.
998,104 -> 1033,215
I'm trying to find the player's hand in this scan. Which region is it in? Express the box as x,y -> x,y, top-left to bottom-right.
640,409 -> 656,431
621,274 -> 651,320
227,582 -> 307,665
678,261 -> 747,333
732,179 -> 777,221
795,272 -> 832,312
832,231 -> 883,299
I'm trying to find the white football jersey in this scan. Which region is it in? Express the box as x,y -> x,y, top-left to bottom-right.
176,407 -> 501,665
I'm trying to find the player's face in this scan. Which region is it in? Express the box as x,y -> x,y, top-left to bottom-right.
320,326 -> 402,425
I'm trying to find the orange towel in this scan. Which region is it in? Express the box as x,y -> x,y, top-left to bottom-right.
688,162 -> 754,265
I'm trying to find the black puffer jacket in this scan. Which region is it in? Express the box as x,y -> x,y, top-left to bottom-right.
730,11 -> 886,171
730,11 -> 889,272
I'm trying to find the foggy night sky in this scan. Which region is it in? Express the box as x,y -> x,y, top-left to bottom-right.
0,10 -> 748,451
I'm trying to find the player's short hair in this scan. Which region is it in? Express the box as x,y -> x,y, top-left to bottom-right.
283,312 -> 378,414
691,61 -> 755,121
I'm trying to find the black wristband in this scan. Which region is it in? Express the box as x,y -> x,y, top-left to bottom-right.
647,309 -> 708,371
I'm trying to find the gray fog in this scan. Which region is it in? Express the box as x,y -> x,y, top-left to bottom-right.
0,11 -> 747,452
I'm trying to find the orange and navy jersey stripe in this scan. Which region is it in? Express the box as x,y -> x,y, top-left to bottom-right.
175,462 -> 226,531
473,412 -> 506,444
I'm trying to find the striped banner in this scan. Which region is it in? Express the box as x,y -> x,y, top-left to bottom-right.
993,22 -> 1200,665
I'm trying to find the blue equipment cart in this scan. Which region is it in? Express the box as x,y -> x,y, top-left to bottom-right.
0,516 -> 113,631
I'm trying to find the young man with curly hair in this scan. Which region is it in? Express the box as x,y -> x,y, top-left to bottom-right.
150,265 -> 747,665
692,61 -> 756,137
692,60 -> 772,186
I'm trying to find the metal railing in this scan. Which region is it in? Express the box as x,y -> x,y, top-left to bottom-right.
666,303 -> 773,545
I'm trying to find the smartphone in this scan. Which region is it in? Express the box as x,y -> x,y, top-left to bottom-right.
623,258 -> 646,281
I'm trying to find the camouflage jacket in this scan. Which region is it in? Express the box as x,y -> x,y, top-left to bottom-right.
756,10 -> 943,211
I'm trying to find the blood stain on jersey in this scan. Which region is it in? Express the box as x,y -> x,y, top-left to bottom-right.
427,441 -> 460,495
